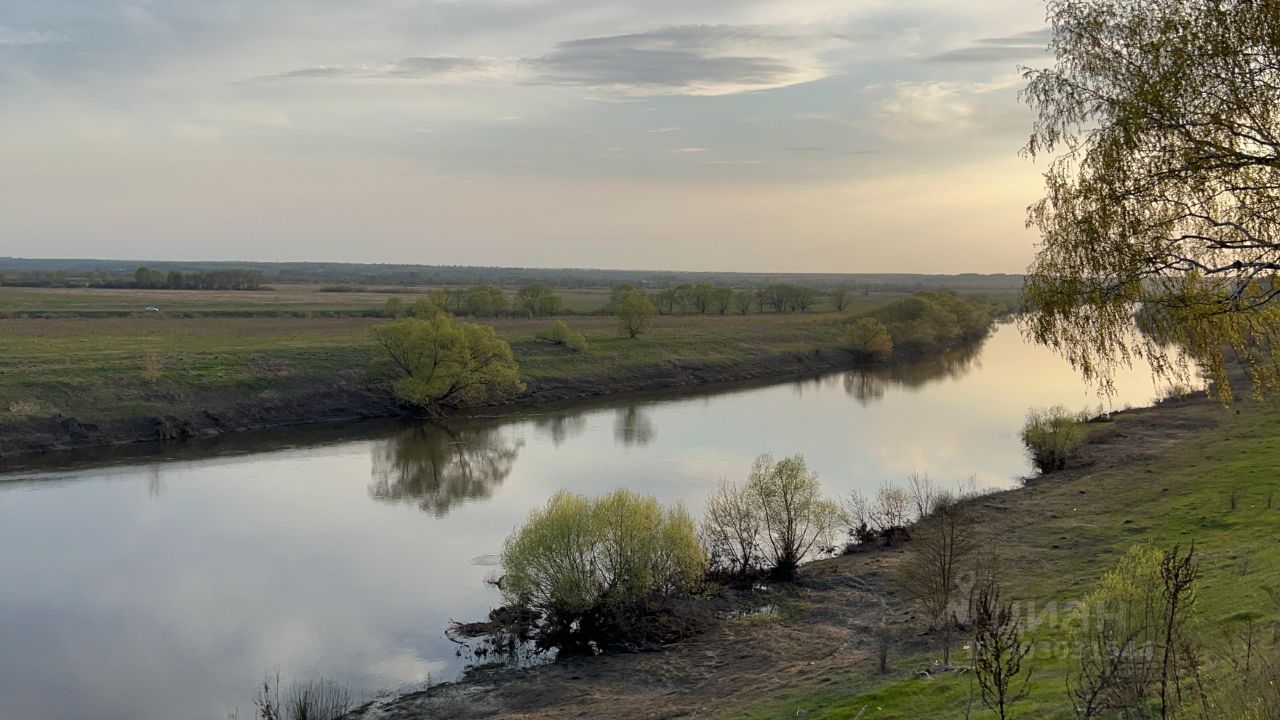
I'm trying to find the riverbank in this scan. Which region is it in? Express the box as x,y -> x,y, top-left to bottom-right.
347,379 -> 1266,719
0,312 -> 895,459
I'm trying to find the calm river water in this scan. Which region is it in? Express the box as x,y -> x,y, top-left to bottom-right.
0,323 -> 1178,720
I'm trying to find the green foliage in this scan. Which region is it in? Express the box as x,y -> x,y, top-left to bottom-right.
537,319 -> 588,353
462,285 -> 507,317
613,288 -> 656,338
515,282 -> 563,317
1022,0 -> 1280,401
845,318 -> 893,361
382,296 -> 404,318
370,315 -> 524,414
758,283 -> 820,313
1020,405 -> 1089,473
864,291 -> 993,356
134,266 -> 167,289
832,287 -> 851,312
410,297 -> 444,319
500,489 -> 705,633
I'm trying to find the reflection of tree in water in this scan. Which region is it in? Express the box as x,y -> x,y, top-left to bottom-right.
613,404 -> 655,447
842,341 -> 985,406
369,424 -> 523,516
530,410 -> 588,447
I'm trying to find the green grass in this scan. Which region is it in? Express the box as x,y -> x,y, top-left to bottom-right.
0,284 -> 958,317
0,306 -> 866,425
728,402 -> 1280,719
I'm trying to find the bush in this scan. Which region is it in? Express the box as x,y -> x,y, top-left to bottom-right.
410,297 -> 445,319
1021,405 -> 1089,472
371,315 -> 524,415
860,291 -> 996,356
501,489 -> 705,648
842,484 -> 913,546
537,319 -> 588,352
846,318 -> 894,361
613,289 -> 656,338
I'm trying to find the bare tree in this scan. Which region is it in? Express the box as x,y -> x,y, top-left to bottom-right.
873,485 -> 912,539
701,479 -> 763,577
851,576 -> 905,675
895,503 -> 978,665
973,584 -> 1033,720
1158,545 -> 1199,719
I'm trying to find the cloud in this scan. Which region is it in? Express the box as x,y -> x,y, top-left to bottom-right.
528,25 -> 846,96
926,28 -> 1050,64
0,26 -> 63,46
668,147 -> 708,154
259,57 -> 504,82
257,24 -> 847,96
875,74 -> 1025,143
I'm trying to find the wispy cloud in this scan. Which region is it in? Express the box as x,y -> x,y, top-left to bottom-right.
876,74 -> 1025,142
926,28 -> 1050,64
668,147 -> 708,154
257,57 -> 505,82
0,26 -> 64,46
529,25 -> 847,96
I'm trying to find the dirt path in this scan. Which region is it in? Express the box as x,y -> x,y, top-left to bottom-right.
349,392 -> 1230,720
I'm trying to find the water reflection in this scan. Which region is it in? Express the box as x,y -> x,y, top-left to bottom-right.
613,404 -> 656,447
368,424 -> 523,516
0,325 -> 1188,720
530,410 -> 588,447
840,340 -> 985,405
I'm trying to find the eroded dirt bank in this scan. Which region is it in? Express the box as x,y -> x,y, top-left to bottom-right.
0,348 -> 855,461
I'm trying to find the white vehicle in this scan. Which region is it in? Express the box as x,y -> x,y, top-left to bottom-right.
144,306 -> 161,312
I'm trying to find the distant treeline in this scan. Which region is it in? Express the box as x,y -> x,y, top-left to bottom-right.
0,266 -> 264,291
0,257 -> 1024,294
133,267 -> 265,291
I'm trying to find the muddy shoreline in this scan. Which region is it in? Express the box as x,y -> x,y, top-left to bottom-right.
343,390 -> 1226,720
0,347 -> 862,462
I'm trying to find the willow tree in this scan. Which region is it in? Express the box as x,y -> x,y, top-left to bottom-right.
371,315 -> 524,415
1023,0 -> 1280,400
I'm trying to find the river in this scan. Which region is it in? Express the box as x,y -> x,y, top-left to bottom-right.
0,323 -> 1181,720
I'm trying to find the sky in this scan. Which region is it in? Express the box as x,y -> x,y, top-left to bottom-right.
0,1 -> 1054,273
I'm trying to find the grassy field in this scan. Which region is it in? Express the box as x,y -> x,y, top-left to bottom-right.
0,284 -> 911,317
728,393 -> 1279,719
0,282 -> 954,459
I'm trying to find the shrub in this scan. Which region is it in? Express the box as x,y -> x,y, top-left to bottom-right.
537,319 -> 588,352
501,489 -> 705,647
613,289 -> 656,338
843,484 -> 913,546
1021,405 -> 1089,472
845,317 -> 894,361
371,315 -> 524,415
410,297 -> 445,319
860,291 -> 996,356
382,296 -> 405,318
